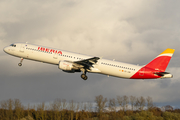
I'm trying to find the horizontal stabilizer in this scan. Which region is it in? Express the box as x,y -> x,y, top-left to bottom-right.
154,72 -> 173,78
154,72 -> 170,76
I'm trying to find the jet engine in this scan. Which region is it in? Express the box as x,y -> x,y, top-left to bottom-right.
58,61 -> 74,72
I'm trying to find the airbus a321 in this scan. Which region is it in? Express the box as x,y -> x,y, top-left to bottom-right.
3,43 -> 175,80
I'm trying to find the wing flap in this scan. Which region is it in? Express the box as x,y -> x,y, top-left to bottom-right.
74,57 -> 100,69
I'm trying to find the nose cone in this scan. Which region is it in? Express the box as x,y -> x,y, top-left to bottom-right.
3,47 -> 8,53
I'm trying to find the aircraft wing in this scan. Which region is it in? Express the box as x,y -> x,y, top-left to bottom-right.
73,57 -> 100,69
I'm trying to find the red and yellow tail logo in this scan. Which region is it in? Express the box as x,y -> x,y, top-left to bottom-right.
130,48 -> 175,79
145,48 -> 175,71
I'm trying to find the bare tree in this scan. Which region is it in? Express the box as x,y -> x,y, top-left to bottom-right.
83,102 -> 87,111
7,99 -> 14,120
117,96 -> 123,111
62,99 -> 67,110
69,100 -> 75,120
69,100 -> 75,111
161,106 -> 165,112
139,96 -> 146,110
1,100 -> 8,119
33,104 -> 39,120
130,96 -> 136,111
135,97 -> 140,110
108,98 -> 117,119
75,102 -> 80,112
83,102 -> 89,119
95,95 -> 107,113
108,98 -> 116,112
79,102 -> 84,111
52,98 -> 62,111
87,102 -> 92,112
122,95 -> 129,111
165,105 -> 173,111
87,102 -> 93,119
61,99 -> 67,120
44,105 -> 48,120
51,98 -> 62,120
95,95 -> 107,120
37,102 -> 45,120
14,99 -> 22,120
27,103 -> 30,116
146,96 -> 153,110
75,102 -> 80,120
79,102 -> 85,120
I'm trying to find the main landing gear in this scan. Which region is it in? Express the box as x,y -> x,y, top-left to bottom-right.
18,58 -> 23,66
81,74 -> 88,80
81,69 -> 88,80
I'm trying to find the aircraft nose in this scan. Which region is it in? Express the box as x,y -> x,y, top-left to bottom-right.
3,47 -> 8,53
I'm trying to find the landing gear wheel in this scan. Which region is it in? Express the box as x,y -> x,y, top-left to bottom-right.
18,63 -> 22,66
18,58 -> 23,67
81,74 -> 88,80
84,76 -> 88,80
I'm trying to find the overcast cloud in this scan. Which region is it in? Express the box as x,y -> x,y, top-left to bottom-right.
0,0 -> 180,107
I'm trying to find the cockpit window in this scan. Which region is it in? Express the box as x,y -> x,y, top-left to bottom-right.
10,44 -> 16,47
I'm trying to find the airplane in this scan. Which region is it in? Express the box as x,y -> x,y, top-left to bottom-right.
3,43 -> 175,80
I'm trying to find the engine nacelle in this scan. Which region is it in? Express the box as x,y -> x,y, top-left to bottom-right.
58,61 -> 74,72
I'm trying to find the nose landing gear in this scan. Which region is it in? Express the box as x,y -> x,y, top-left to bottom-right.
18,58 -> 23,66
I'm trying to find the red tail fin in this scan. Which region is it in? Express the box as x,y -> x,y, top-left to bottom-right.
145,48 -> 175,72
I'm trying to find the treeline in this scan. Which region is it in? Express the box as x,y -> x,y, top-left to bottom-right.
0,95 -> 180,120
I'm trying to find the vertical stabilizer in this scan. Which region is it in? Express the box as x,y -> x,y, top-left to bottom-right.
145,48 -> 175,71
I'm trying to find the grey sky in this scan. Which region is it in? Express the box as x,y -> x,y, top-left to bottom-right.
0,0 -> 180,107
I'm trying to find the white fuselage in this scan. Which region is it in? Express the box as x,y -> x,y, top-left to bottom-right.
4,43 -> 142,79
